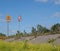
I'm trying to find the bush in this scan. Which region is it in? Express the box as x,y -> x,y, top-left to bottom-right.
0,40 -> 60,51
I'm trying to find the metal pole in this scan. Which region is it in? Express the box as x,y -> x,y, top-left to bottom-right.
7,22 -> 9,36
18,22 -> 20,32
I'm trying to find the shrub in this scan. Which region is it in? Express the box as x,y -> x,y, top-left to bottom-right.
0,40 -> 60,51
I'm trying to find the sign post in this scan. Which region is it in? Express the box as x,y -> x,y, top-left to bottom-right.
6,16 -> 11,36
18,16 -> 22,32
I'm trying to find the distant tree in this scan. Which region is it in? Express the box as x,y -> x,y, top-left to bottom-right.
17,31 -> 20,34
0,33 -> 6,39
16,31 -> 21,39
37,24 -> 50,35
0,33 -> 6,36
23,30 -> 28,37
20,32 -> 24,37
31,27 -> 37,38
42,27 -> 50,34
37,24 -> 43,35
51,23 -> 60,34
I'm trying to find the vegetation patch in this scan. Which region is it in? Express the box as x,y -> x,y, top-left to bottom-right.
0,40 -> 60,51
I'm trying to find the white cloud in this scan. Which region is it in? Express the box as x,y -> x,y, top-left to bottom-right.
54,0 -> 60,5
35,0 -> 60,5
35,0 -> 48,3
53,12 -> 60,17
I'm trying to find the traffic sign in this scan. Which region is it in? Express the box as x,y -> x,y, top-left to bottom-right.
6,16 -> 11,22
18,16 -> 22,22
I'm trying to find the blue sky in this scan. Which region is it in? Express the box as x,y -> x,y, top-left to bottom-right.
0,0 -> 60,35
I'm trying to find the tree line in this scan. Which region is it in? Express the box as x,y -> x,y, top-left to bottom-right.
14,23 -> 60,39
0,23 -> 60,39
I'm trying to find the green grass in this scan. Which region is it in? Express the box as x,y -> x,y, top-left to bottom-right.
0,40 -> 60,51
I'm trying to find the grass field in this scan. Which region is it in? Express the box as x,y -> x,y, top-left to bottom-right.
0,40 -> 60,51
